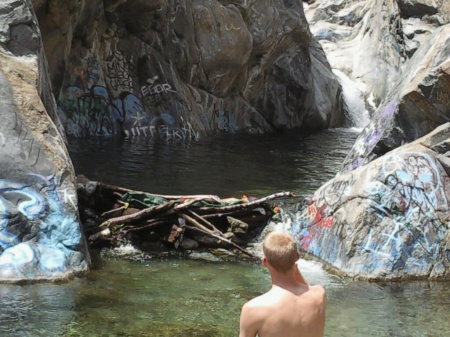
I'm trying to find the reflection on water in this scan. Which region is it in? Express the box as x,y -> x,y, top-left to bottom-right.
1,129 -> 449,336
67,128 -> 359,198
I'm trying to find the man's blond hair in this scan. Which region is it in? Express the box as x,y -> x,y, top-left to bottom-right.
262,231 -> 298,273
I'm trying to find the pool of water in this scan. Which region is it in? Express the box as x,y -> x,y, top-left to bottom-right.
67,128 -> 359,198
1,255 -> 449,337
1,128 -> 449,336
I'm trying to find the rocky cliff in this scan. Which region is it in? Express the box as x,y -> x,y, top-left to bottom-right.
286,123 -> 450,280
35,0 -> 343,139
304,0 -> 450,169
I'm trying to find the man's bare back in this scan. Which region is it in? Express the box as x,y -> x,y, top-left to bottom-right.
239,283 -> 326,337
239,231 -> 327,337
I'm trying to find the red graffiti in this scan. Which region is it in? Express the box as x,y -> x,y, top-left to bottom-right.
308,202 -> 334,229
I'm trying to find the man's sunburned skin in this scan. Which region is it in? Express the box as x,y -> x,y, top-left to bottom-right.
239,232 -> 327,337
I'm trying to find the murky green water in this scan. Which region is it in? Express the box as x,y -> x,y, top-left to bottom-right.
1,128 -> 449,336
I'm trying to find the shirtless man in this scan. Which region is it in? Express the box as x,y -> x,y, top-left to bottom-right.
239,231 -> 327,337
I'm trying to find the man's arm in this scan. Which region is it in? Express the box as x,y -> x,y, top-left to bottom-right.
239,302 -> 259,337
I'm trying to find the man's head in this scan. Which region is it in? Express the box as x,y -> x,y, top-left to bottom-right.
262,231 -> 299,273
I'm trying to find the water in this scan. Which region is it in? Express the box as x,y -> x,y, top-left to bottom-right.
1,128 -> 449,337
66,128 -> 359,198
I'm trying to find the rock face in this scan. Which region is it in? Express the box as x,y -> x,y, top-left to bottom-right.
0,0 -> 344,282
33,0 -> 343,139
288,123 -> 450,280
342,25 -> 450,172
0,0 -> 89,282
305,0 -> 450,168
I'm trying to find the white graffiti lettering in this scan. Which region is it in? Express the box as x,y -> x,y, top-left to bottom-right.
62,189 -> 77,209
141,83 -> 176,97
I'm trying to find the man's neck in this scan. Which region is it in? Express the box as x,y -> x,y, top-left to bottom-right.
270,269 -> 305,290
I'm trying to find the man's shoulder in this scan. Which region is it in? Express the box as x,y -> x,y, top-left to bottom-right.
307,284 -> 327,304
244,291 -> 273,308
309,284 -> 326,293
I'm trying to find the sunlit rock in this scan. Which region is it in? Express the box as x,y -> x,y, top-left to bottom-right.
305,0 -> 449,158
290,123 -> 450,280
342,25 -> 450,171
0,0 -> 90,283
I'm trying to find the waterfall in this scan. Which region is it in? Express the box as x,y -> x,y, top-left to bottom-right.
333,69 -> 371,130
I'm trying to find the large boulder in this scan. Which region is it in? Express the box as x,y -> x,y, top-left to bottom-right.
34,0 -> 343,138
342,25 -> 450,171
305,0 -> 450,157
289,123 -> 450,280
0,0 -> 89,282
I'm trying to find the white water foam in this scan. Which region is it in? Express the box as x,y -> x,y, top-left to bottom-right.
333,69 -> 370,129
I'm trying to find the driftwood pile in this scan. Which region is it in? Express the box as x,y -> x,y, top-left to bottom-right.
76,175 -> 295,259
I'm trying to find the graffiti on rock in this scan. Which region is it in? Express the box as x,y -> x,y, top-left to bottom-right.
295,150 -> 447,276
141,80 -> 176,97
0,174 -> 83,276
124,113 -> 197,140
307,202 -> 334,229
344,100 -> 398,171
58,52 -> 197,140
141,76 -> 177,108
361,152 -> 446,266
58,85 -> 125,136
215,106 -> 237,132
13,112 -> 42,166
59,83 -> 197,139
106,48 -> 134,92
0,179 -> 46,250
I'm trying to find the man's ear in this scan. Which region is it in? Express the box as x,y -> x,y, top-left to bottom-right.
262,256 -> 268,267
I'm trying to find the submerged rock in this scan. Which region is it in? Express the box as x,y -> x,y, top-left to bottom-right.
288,123 -> 450,280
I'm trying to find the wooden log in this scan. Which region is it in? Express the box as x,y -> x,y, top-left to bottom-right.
165,225 -> 184,248
101,205 -> 127,217
186,209 -> 224,236
100,200 -> 175,228
184,225 -> 258,259
97,181 -> 222,201
121,219 -> 168,236
177,212 -> 215,235
194,192 -> 294,213
174,196 -> 223,211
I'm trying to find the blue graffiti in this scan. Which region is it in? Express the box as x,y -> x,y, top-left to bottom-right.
0,180 -> 46,250
0,176 -> 85,277
59,85 -> 125,136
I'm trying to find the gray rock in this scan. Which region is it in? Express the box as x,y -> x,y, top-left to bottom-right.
305,0 -> 449,143
342,25 -> 450,171
289,123 -> 450,280
396,0 -> 441,18
0,0 -> 89,283
35,0 -> 343,138
180,237 -> 199,250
